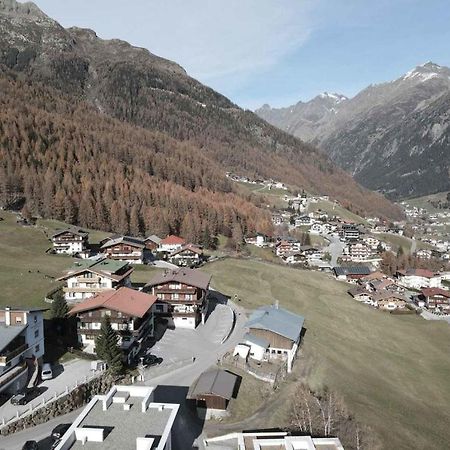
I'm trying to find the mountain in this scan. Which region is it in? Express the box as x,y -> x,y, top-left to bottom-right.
256,63 -> 450,200
0,0 -> 401,227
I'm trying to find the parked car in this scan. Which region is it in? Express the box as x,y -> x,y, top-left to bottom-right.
41,363 -> 53,380
52,423 -> 71,440
10,387 -> 42,406
22,441 -> 38,450
143,354 -> 163,366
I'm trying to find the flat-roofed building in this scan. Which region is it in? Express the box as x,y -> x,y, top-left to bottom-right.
53,385 -> 179,450
202,431 -> 344,449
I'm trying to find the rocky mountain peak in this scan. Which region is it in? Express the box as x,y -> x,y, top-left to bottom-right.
0,0 -> 49,20
402,61 -> 450,83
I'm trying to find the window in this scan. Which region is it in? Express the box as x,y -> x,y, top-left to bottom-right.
34,315 -> 37,323
34,330 -> 39,338
88,311 -> 93,317
15,317 -> 22,324
35,344 -> 40,352
155,304 -> 164,312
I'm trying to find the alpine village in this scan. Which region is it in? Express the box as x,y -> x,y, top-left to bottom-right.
0,1 -> 449,450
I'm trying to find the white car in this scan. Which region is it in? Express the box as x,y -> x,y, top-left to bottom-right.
41,363 -> 53,380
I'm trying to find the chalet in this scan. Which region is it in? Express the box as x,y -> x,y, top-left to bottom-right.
0,307 -> 46,395
295,215 -> 314,227
373,291 -> 408,310
245,233 -> 268,247
347,287 -> 374,304
58,258 -> 133,303
340,224 -> 360,242
51,227 -> 89,255
144,234 -> 161,251
100,235 -> 146,264
419,288 -> 450,312
188,368 -> 239,419
169,244 -> 204,267
275,239 -> 301,257
282,251 -> 305,265
358,271 -> 386,286
370,279 -> 404,294
415,249 -> 432,259
333,266 -> 371,283
343,242 -> 371,261
158,235 -> 186,254
395,269 -> 442,290
362,235 -> 381,250
69,287 -> 156,362
144,268 -> 212,329
243,304 -> 304,373
271,214 -> 283,226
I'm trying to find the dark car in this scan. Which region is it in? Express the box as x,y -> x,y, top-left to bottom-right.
52,423 -> 71,440
143,354 -> 163,366
22,441 -> 38,450
10,387 -> 43,406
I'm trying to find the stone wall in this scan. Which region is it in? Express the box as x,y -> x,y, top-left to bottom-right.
1,373 -> 133,436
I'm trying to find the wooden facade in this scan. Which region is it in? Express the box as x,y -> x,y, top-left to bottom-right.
248,328 -> 294,350
194,394 -> 228,410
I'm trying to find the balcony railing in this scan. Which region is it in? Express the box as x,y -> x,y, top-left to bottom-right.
0,343 -> 28,365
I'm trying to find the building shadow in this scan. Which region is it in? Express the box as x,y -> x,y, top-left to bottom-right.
205,289 -> 231,321
152,385 -> 205,450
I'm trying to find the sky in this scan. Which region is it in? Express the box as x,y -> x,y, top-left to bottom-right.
32,0 -> 450,109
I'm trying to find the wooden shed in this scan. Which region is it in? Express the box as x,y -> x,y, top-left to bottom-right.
188,368 -> 239,413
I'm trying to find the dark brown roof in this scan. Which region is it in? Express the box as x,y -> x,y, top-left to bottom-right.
188,368 -> 238,400
170,244 -> 203,256
145,268 -> 211,290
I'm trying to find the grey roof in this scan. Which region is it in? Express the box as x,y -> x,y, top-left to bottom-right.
145,268 -> 211,290
145,234 -> 162,244
333,266 -> 371,276
244,332 -> 269,348
101,235 -> 145,249
0,324 -> 27,353
51,227 -> 88,239
246,305 -> 304,342
189,368 -> 238,400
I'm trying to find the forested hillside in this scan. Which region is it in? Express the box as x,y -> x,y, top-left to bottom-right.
0,0 -> 403,231
0,69 -> 272,242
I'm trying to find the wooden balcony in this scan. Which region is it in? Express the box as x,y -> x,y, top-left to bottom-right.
0,343 -> 28,366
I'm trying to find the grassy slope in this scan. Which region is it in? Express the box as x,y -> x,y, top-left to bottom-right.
308,200 -> 369,225
203,258 -> 450,450
0,212 -> 73,306
405,192 -> 449,212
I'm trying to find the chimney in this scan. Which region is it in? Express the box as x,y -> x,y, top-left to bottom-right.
274,300 -> 279,309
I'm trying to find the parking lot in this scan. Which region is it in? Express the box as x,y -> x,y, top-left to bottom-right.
0,359 -> 95,424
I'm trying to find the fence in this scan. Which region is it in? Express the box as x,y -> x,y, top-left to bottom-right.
0,369 -> 103,431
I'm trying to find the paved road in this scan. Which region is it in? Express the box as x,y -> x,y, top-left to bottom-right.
0,409 -> 82,450
0,359 -> 94,424
421,310 -> 450,324
323,234 -> 345,267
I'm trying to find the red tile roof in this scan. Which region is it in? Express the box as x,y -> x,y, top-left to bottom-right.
161,235 -> 185,245
397,268 -> 437,278
421,288 -> 450,298
69,287 -> 157,318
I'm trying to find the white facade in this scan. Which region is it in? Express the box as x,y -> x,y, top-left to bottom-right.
397,275 -> 441,290
64,275 -> 115,302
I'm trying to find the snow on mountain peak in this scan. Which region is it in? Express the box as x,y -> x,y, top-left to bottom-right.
318,92 -> 348,103
403,62 -> 450,82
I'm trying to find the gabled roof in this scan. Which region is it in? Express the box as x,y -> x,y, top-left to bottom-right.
145,235 -> 162,245
372,291 -> 406,302
420,288 -> 450,298
145,268 -> 211,290
101,236 -> 145,250
333,266 -> 371,276
58,258 -> 132,281
170,244 -> 203,257
396,268 -> 437,278
69,287 -> 157,318
189,368 -> 238,400
347,287 -> 372,298
246,305 -> 304,342
160,235 -> 186,245
51,226 -> 88,239
359,271 -> 386,282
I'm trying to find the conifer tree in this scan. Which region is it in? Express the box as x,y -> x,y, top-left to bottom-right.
95,317 -> 124,375
50,290 -> 69,319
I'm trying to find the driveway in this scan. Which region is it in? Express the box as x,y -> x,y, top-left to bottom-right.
323,234 -> 345,267
0,359 -> 94,424
141,301 -> 246,387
